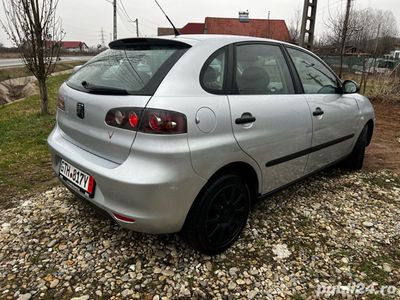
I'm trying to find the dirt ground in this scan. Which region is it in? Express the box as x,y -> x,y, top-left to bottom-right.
364,101 -> 400,172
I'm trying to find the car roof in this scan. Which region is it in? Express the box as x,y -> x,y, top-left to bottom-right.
161,34 -> 292,47
110,34 -> 304,54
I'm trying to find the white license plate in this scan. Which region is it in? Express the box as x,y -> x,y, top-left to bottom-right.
59,160 -> 95,197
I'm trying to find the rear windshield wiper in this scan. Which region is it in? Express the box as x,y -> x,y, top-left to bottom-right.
81,81 -> 129,95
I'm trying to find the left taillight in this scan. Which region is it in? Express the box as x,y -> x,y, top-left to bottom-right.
57,95 -> 65,111
105,108 -> 143,131
105,108 -> 187,134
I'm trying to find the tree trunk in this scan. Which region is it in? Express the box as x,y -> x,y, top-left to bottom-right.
38,78 -> 48,114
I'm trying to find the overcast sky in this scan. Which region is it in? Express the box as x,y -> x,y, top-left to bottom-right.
0,0 -> 399,47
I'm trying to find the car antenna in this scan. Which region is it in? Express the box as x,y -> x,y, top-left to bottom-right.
154,0 -> 180,36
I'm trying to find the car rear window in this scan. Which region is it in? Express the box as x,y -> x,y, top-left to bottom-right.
67,45 -> 189,95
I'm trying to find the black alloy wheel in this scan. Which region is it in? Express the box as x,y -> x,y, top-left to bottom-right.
182,174 -> 251,255
343,125 -> 368,170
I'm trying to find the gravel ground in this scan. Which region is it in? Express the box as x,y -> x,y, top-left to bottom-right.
1,169 -> 399,299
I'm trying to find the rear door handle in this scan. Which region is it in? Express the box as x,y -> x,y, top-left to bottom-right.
235,113 -> 256,124
313,107 -> 324,116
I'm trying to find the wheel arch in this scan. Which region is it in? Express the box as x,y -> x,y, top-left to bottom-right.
189,162 -> 260,211
183,161 -> 260,229
206,162 -> 260,201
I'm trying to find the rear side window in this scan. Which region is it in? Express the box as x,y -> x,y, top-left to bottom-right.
67,46 -> 189,95
200,48 -> 227,93
287,47 -> 340,94
235,44 -> 294,95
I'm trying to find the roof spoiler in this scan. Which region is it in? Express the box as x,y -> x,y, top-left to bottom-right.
109,38 -> 189,50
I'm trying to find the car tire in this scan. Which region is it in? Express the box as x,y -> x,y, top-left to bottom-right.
182,174 -> 251,255
343,125 -> 368,170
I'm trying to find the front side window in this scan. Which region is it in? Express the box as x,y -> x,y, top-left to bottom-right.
67,46 -> 188,95
287,47 -> 340,94
235,44 -> 294,95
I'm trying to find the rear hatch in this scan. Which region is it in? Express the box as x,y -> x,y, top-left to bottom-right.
57,38 -> 190,164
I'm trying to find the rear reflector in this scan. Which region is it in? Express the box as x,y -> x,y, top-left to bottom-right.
113,213 -> 136,223
87,176 -> 95,194
57,95 -> 65,111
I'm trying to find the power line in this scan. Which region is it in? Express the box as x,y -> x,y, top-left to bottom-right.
138,22 -> 157,31
117,9 -> 136,34
140,17 -> 161,27
119,0 -> 160,33
104,0 -> 158,37
119,0 -> 133,22
117,2 -> 132,22
318,0 -> 342,13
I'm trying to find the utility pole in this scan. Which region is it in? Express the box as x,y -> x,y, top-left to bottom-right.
135,18 -> 139,37
339,0 -> 352,78
113,0 -> 117,40
299,0 -> 318,49
267,11 -> 271,38
100,28 -> 105,47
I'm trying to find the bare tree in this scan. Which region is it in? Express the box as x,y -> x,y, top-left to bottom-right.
1,0 -> 64,114
322,5 -> 398,77
349,9 -> 397,55
323,1 -> 363,76
288,9 -> 302,44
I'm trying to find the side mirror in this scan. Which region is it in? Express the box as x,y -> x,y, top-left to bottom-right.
342,80 -> 359,94
72,65 -> 83,74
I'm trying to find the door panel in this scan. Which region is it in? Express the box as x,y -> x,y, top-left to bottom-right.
229,95 -> 312,193
228,43 -> 312,193
304,94 -> 359,173
285,47 -> 360,174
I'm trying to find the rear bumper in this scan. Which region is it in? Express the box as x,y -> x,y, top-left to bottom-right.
47,125 -> 207,234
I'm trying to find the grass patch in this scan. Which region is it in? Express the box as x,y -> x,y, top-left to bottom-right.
0,73 -> 70,207
292,293 -> 306,300
0,61 -> 86,81
358,260 -> 389,285
360,172 -> 400,189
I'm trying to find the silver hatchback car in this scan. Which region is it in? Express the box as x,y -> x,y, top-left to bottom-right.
48,35 -> 374,254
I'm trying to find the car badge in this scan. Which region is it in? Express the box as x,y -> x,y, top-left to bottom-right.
108,130 -> 114,139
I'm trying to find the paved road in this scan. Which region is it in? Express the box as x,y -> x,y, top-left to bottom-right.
0,56 -> 92,68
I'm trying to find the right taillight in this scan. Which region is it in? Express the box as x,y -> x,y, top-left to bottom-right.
140,109 -> 187,134
105,108 -> 187,134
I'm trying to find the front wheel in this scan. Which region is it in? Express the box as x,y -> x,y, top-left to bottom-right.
182,174 -> 251,255
343,125 -> 368,170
